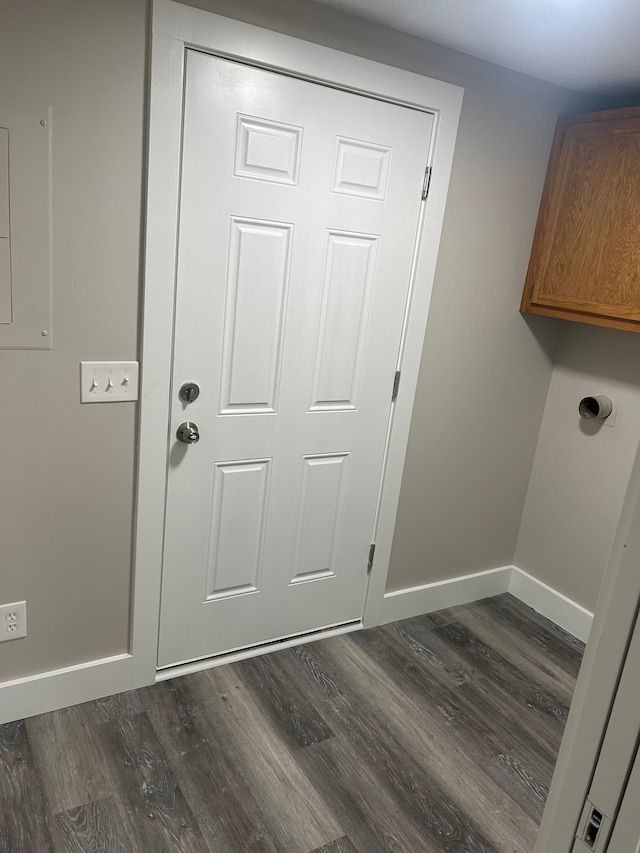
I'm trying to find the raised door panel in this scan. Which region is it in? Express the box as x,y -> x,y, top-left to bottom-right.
219,218 -> 292,414
234,115 -> 303,186
204,459 -> 271,600
290,452 -> 350,584
310,231 -> 378,411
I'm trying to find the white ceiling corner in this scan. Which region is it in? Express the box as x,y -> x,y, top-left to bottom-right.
311,0 -> 640,95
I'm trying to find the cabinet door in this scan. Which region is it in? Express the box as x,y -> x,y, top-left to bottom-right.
521,107 -> 640,333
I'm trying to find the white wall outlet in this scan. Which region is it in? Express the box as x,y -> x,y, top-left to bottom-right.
0,600 -> 27,641
80,361 -> 139,402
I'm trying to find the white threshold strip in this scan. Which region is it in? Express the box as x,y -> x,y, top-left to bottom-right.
155,620 -> 362,682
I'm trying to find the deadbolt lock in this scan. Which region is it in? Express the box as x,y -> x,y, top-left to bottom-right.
179,382 -> 200,403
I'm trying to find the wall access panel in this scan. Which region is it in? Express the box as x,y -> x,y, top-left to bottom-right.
0,106 -> 52,349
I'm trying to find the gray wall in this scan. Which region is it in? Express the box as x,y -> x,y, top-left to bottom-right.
515,324 -> 640,612
0,0 -> 595,681
1,0 -> 145,681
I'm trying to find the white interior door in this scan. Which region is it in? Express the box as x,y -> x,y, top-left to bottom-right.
158,49 -> 433,667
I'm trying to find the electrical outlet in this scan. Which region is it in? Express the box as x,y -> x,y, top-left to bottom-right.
0,601 -> 27,641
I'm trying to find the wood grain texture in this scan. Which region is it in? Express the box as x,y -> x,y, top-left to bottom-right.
351,620 -> 555,823
144,680 -> 281,852
294,734 -> 434,852
54,796 -> 132,853
3,594 -> 584,852
310,838 -> 359,853
100,710 -> 208,852
193,665 -> 342,851
82,688 -> 147,726
0,721 -> 54,853
239,652 -> 335,750
27,704 -> 116,814
521,105 -> 640,332
385,614 -> 561,768
476,594 -> 584,680
298,636 -> 533,852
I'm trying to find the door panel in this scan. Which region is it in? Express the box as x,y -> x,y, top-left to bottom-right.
220,217 -> 292,414
204,458 -> 271,599
291,452 -> 351,583
158,50 -> 433,667
311,231 -> 378,410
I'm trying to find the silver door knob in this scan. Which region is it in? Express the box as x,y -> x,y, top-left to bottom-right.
176,421 -> 200,444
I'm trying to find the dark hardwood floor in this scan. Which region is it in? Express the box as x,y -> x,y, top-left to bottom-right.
0,593 -> 584,853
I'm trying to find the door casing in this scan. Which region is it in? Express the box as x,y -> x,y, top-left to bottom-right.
133,0 -> 463,685
534,433 -> 640,852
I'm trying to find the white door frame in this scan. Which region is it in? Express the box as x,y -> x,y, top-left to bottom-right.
131,0 -> 463,686
534,436 -> 640,852
606,747 -> 640,852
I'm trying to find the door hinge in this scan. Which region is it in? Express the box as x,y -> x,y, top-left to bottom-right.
559,132 -> 565,148
422,166 -> 432,200
392,370 -> 401,402
367,543 -> 376,572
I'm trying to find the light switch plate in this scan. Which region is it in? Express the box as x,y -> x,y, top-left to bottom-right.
80,361 -> 139,402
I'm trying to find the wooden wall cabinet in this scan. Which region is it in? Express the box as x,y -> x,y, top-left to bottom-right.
521,106 -> 640,332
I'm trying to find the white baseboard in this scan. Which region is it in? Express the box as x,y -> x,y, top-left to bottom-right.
380,564 -> 593,643
0,565 -> 593,725
508,567 -> 593,644
0,653 -> 138,725
380,566 -> 513,625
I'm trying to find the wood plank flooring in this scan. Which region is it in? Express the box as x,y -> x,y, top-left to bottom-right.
0,593 -> 584,853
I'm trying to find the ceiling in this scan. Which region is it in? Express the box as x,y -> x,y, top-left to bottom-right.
311,0 -> 640,95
